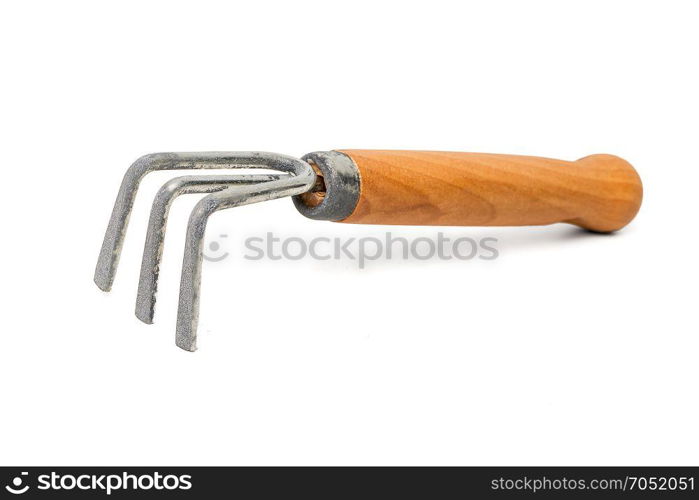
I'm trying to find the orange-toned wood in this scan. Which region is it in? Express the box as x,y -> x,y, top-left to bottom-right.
337,150 -> 642,232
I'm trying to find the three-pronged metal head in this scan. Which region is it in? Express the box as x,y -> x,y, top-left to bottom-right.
95,150 -> 361,351
94,152 -> 317,351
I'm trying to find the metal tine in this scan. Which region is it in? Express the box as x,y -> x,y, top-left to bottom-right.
94,152 -> 311,292
175,171 -> 316,352
135,174 -> 285,325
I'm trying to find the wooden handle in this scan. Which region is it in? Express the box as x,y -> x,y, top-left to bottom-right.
337,150 -> 642,232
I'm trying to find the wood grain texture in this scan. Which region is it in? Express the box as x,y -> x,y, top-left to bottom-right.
337,150 -> 642,232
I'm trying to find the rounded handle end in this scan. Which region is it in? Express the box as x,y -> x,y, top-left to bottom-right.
569,154 -> 643,232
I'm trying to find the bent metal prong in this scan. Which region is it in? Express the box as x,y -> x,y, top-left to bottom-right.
96,150 -> 643,351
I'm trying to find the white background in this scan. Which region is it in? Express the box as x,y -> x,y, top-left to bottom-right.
1,0 -> 697,465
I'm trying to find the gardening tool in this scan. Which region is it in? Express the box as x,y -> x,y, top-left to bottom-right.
95,150 -> 643,351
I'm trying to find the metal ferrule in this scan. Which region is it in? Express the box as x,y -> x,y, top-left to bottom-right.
293,151 -> 361,221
